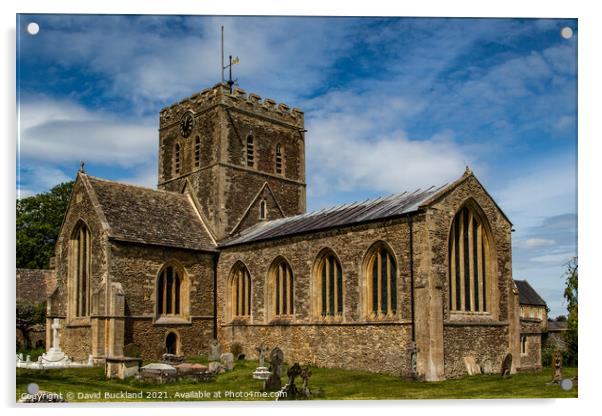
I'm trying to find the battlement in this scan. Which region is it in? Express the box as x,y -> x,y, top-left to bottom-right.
159,82 -> 304,129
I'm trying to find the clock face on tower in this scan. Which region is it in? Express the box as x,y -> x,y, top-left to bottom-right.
180,112 -> 194,138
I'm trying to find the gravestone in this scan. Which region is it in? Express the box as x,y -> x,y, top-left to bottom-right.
501,353 -> 513,377
208,339 -> 221,362
208,361 -> 225,373
300,365 -> 312,398
162,353 -> 185,364
282,362 -> 302,399
253,343 -> 271,381
481,359 -> 493,374
265,347 -> 284,391
221,352 -> 234,370
549,351 -> 563,384
463,356 -> 480,376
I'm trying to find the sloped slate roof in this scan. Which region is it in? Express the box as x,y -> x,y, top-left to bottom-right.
85,175 -> 216,252
547,320 -> 568,331
514,280 -> 547,306
220,185 -> 447,247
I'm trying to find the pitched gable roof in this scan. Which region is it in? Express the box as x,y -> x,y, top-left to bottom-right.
220,185 -> 446,247
83,174 -> 216,252
514,280 -> 547,307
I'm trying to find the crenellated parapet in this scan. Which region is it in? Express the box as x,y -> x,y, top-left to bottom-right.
159,83 -> 304,129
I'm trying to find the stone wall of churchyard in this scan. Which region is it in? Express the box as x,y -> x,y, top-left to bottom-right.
109,242 -> 216,360
47,175 -> 109,361
126,318 -> 214,360
217,218 -> 416,376
443,324 -> 509,378
520,319 -> 543,371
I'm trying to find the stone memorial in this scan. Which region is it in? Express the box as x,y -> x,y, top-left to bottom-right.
549,351 -> 563,385
481,359 -> 493,374
137,363 -> 178,383
221,352 -> 234,371
162,353 -> 185,364
208,339 -> 221,362
501,353 -> 513,377
264,347 -> 284,391
208,361 -> 225,373
463,356 -> 481,376
253,343 -> 271,381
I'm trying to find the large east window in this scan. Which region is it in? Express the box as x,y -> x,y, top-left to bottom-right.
448,203 -> 491,312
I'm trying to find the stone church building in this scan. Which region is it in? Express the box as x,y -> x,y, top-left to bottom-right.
47,82 -> 532,380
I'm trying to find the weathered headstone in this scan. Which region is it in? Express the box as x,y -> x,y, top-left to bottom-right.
208,361 -> 225,373
300,365 -> 312,398
463,356 -> 480,375
550,351 -> 563,384
481,359 -> 493,374
221,352 -> 234,370
281,362 -> 302,399
265,347 -> 284,391
208,339 -> 221,362
256,343 -> 268,368
501,353 -> 513,377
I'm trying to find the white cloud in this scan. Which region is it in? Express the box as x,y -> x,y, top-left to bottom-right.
519,238 -> 556,249
304,90 -> 470,197
530,252 -> 574,265
18,95 -> 157,167
17,165 -> 72,198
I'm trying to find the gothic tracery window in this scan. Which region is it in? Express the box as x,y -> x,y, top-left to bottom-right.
448,203 -> 491,313
230,263 -> 251,319
157,265 -> 182,316
72,221 -> 91,317
366,243 -> 397,317
315,251 -> 343,317
270,258 -> 294,318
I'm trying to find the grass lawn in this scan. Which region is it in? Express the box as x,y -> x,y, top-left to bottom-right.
16,359 -> 578,402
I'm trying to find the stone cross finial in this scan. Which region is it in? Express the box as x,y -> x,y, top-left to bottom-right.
79,160 -> 85,173
464,165 -> 472,176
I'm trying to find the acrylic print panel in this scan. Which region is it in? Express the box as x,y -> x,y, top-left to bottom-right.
16,14 -> 577,402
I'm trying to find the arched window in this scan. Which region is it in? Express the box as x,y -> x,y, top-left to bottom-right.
174,143 -> 181,175
259,199 -> 267,220
72,221 -> 91,317
230,263 -> 251,319
157,265 -> 183,316
448,203 -> 491,312
194,136 -> 201,168
246,135 -> 254,167
275,143 -> 283,174
315,251 -> 343,317
366,243 -> 397,317
269,258 -> 294,318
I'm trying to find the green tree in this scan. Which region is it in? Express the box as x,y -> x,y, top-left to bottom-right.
16,300 -> 46,350
563,256 -> 578,366
16,181 -> 74,269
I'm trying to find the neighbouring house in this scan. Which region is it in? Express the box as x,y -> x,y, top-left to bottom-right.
514,279 -> 547,371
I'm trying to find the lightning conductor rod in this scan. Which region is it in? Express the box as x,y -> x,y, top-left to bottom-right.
221,25 -> 225,84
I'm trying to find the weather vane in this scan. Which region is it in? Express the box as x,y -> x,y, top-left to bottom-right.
221,26 -> 240,93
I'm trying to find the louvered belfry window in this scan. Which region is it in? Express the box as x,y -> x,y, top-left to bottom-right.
246,135 -> 254,167
194,136 -> 201,167
275,143 -> 283,174
448,205 -> 489,312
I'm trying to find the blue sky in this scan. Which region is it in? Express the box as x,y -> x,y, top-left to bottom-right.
16,15 -> 577,317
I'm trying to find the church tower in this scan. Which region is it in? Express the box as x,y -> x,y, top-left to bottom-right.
157,83 -> 307,241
